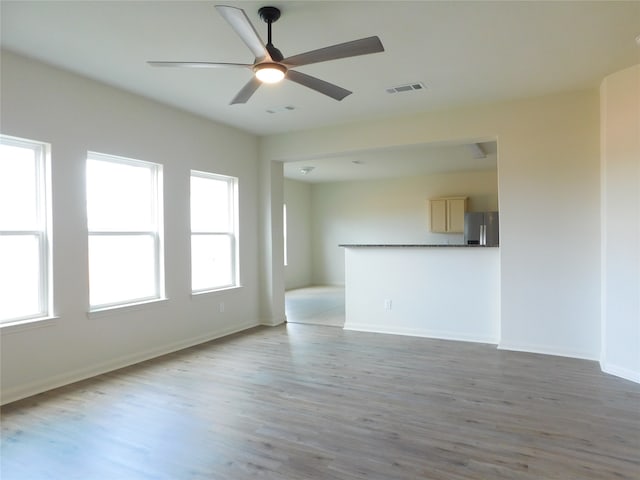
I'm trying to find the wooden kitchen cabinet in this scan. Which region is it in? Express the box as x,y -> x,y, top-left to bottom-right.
429,196 -> 467,233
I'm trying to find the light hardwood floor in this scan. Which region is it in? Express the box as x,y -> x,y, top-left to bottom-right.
2,324 -> 639,479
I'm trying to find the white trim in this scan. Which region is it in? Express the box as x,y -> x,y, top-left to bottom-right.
87,297 -> 169,319
343,323 -> 499,345
0,321 -> 260,405
498,342 -> 598,361
601,361 -> 640,384
87,150 -> 158,169
261,316 -> 286,327
191,285 -> 243,298
0,316 -> 58,335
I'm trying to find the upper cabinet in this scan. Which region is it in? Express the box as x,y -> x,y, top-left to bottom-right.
429,196 -> 467,233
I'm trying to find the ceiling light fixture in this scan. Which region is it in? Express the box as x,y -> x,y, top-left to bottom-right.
254,63 -> 287,83
300,166 -> 315,175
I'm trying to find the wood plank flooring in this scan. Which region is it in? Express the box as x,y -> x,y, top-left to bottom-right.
2,324 -> 639,479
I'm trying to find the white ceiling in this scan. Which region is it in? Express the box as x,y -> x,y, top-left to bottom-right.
283,141 -> 497,183
1,1 -> 638,180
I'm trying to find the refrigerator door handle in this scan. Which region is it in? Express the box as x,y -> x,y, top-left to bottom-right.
481,225 -> 486,246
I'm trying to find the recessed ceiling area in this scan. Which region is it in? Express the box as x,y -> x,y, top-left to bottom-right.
283,141 -> 497,183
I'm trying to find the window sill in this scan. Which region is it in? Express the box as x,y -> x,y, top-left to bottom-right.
0,316 -> 58,335
191,285 -> 243,298
88,297 -> 169,319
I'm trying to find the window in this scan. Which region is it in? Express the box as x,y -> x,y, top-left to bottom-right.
190,171 -> 238,293
0,135 -> 52,324
86,152 -> 164,310
283,203 -> 288,266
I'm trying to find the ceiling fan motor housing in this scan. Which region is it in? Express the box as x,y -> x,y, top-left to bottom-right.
258,6 -> 281,23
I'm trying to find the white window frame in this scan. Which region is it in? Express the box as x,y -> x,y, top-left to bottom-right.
0,134 -> 52,324
190,170 -> 239,294
86,152 -> 164,311
283,203 -> 288,267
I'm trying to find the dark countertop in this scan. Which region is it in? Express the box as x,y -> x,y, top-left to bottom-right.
339,244 -> 498,248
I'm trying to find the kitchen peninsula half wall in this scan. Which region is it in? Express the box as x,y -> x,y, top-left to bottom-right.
341,245 -> 499,344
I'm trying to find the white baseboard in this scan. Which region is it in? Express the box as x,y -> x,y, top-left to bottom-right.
344,323 -> 498,345
261,316 -> 286,327
1,321 -> 259,405
600,361 -> 640,384
498,342 -> 598,361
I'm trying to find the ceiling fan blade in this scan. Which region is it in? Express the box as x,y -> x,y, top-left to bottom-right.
147,61 -> 251,69
215,5 -> 270,63
283,36 -> 384,67
230,77 -> 262,105
286,70 -> 351,101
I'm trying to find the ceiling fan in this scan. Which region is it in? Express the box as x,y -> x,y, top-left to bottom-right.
148,4 -> 384,105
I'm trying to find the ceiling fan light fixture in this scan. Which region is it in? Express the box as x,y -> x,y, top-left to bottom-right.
149,5 -> 384,103
254,63 -> 287,83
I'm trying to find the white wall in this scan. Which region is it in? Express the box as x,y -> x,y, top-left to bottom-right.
310,170 -> 498,285
600,64 -> 640,383
344,247 -> 500,343
283,179 -> 312,289
0,51 -> 261,404
261,89 -> 601,360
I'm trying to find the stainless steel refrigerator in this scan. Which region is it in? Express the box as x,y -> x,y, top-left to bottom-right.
464,212 -> 499,246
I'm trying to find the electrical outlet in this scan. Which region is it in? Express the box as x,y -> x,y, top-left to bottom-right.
384,299 -> 392,311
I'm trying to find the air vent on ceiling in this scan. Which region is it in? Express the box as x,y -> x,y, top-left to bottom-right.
385,82 -> 426,94
266,105 -> 296,114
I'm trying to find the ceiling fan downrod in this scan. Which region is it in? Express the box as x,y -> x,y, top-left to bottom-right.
258,6 -> 284,62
